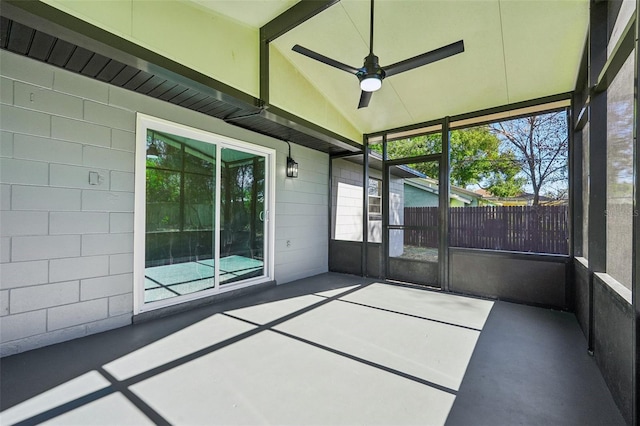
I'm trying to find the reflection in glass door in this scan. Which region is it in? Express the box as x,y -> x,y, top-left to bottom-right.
386,160 -> 440,287
135,115 -> 273,312
144,130 -> 218,302
220,148 -> 265,285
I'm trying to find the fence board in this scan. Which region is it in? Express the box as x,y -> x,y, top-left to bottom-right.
403,205 -> 568,254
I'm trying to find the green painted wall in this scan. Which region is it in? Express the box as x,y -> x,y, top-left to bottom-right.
41,0 -> 362,144
404,185 -> 438,208
43,0 -> 259,96
269,47 -> 361,142
404,184 -> 480,207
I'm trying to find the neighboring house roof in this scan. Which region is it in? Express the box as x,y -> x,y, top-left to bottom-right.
473,191 -> 564,206
404,178 -> 484,205
344,151 -> 424,179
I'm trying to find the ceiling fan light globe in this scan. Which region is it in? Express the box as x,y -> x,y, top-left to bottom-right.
360,76 -> 382,92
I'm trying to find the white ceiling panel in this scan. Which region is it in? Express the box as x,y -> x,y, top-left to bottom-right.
191,0 -> 299,27
189,0 -> 589,137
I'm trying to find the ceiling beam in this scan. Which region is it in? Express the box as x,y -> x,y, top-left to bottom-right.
259,0 -> 340,104
261,0 -> 340,43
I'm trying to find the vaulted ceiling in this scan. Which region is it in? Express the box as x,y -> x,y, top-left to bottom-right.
197,0 -> 588,134
1,0 -> 588,151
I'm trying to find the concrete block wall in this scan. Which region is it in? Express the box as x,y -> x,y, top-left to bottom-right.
0,50 -> 329,356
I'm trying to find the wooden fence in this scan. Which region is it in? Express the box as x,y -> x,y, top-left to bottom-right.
403,205 -> 568,254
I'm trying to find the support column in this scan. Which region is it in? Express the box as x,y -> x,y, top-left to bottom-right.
632,1 -> 640,423
587,0 -> 608,352
439,117 -> 451,291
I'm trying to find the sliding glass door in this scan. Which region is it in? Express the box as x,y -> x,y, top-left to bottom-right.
135,115 -> 274,313
220,148 -> 265,285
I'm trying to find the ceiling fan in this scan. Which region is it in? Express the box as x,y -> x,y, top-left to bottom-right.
292,0 -> 465,109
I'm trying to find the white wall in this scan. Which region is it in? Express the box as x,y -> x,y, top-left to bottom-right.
331,158 -> 404,256
0,50 -> 328,356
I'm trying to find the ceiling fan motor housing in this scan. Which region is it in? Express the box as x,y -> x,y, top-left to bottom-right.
357,54 -> 386,92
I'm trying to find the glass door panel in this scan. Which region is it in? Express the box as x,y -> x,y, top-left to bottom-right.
220,148 -> 265,285
387,160 -> 440,287
144,130 -> 217,303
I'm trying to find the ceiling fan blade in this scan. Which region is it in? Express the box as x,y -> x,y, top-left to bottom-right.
292,45 -> 360,75
383,40 -> 464,78
358,90 -> 373,109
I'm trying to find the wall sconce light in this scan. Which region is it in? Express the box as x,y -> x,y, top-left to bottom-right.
146,142 -> 160,159
147,131 -> 160,159
286,142 -> 298,178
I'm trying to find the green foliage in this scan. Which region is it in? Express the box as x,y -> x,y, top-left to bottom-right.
492,112 -> 568,205
372,126 -> 524,196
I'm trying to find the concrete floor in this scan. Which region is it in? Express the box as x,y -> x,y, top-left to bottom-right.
0,273 -> 626,425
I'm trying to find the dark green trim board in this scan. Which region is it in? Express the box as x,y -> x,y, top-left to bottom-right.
259,0 -> 340,105
362,143 -> 370,277
566,107 -> 575,312
588,0 -> 608,275
366,93 -> 571,139
571,96 -> 583,259
439,117 -> 451,291
633,1 -> 640,423
382,134 -> 390,281
595,12 -> 635,94
586,0 -> 608,356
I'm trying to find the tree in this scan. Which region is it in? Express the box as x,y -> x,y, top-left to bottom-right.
371,126 -> 524,196
492,112 -> 568,205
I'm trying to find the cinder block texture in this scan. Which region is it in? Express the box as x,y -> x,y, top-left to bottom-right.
0,132 -> 13,158
0,290 -> 9,316
13,134 -> 82,164
110,171 -> 134,192
0,237 -> 10,263
1,48 -> 329,356
81,233 -> 133,256
54,69 -> 109,103
83,146 -> 134,172
109,213 -> 134,233
0,158 -> 49,185
1,77 -> 14,105
0,184 -> 9,210
0,310 -> 47,342
50,164 -> 110,190
109,253 -> 133,274
84,101 -> 135,131
0,50 -> 53,88
81,274 -> 132,300
52,116 -> 110,147
0,260 -> 49,290
109,293 -> 133,316
47,298 -> 108,331
0,54 -> 139,354
111,129 -> 135,152
0,105 -> 50,137
49,256 -> 109,282
0,211 -> 48,237
12,186 -> 81,211
11,235 -> 80,261
82,191 -> 134,212
14,82 -> 83,119
10,281 -> 79,313
50,212 -> 109,235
